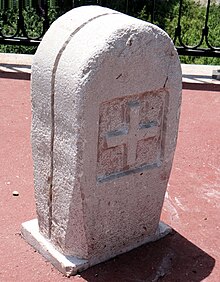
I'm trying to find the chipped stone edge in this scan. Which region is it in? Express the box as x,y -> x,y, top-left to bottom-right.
21,219 -> 171,276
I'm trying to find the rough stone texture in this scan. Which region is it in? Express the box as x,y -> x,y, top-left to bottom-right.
29,5 -> 181,266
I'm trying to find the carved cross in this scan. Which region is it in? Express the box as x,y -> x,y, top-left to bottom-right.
106,101 -> 159,167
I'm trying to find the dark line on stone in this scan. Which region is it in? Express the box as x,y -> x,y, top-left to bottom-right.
163,76 -> 168,88
116,73 -> 122,79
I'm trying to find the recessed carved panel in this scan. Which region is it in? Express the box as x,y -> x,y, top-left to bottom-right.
97,89 -> 168,182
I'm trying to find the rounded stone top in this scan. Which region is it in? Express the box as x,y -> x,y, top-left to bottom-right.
33,5 -> 181,98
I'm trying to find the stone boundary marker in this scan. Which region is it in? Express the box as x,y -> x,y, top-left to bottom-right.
21,6 -> 182,276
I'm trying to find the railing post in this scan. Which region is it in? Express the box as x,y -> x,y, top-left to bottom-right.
17,0 -> 28,37
151,0 -> 155,23
41,0 -> 49,34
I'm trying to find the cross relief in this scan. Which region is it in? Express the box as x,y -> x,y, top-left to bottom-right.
97,91 -> 166,182
106,101 -> 159,167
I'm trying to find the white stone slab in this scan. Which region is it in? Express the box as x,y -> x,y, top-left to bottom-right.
21,218 -> 171,276
23,5 -> 182,275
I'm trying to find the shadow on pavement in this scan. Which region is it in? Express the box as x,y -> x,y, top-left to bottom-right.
80,229 -> 215,282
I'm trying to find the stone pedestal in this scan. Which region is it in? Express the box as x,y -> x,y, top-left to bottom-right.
22,5 -> 182,276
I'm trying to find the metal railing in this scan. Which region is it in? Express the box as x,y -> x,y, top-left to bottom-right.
0,0 -> 219,57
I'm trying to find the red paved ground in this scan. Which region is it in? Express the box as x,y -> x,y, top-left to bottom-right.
0,77 -> 219,281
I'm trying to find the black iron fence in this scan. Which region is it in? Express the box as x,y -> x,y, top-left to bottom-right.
0,0 -> 219,57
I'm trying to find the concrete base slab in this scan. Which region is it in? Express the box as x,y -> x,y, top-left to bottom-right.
21,219 -> 171,277
21,219 -> 172,277
21,219 -> 89,277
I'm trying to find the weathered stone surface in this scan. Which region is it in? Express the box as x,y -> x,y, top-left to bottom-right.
25,5 -> 181,269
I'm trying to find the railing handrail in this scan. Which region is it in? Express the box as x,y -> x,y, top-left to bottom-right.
0,0 -> 219,57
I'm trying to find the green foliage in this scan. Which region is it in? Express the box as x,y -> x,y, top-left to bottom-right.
138,0 -> 220,65
0,8 -> 18,36
23,8 -> 44,38
0,0 -> 219,65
